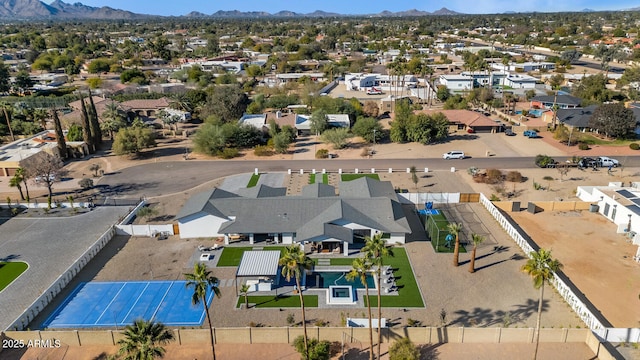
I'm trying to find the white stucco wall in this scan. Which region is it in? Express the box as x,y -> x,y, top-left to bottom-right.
178,212 -> 227,239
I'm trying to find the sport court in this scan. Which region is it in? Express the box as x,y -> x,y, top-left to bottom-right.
41,281 -> 213,329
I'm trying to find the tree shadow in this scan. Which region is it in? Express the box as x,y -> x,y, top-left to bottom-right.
95,182 -> 160,197
0,254 -> 21,262
472,252 -> 525,272
92,352 -> 114,360
418,343 -> 442,359
451,298 -> 548,327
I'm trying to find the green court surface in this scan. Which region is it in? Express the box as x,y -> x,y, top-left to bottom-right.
0,262 -> 28,292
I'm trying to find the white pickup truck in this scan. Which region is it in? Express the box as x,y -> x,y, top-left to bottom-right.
598,156 -> 619,168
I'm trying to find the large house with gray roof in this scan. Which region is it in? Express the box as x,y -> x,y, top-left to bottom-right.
176,177 -> 411,254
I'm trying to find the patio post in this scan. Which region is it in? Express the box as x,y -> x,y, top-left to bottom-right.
343,242 -> 349,256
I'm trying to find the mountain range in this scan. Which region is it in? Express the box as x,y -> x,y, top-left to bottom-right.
0,0 -> 142,19
0,0 -> 461,20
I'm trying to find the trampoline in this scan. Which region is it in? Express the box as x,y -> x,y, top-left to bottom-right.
41,281 -> 213,329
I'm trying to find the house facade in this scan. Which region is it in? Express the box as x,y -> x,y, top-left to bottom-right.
176,178 -> 412,254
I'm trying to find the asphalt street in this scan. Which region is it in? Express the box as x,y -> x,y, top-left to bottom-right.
96,156 -> 640,198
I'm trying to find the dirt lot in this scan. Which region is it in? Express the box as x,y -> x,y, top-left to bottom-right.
510,210 -> 640,328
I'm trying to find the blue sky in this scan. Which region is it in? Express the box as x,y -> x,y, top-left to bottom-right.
66,1 -> 640,16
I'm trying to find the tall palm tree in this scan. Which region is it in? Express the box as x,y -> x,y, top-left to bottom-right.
117,319 -> 174,360
362,233 -> 393,360
448,223 -> 463,267
468,233 -> 485,273
33,108 -> 49,130
521,248 -> 562,360
9,173 -> 24,200
279,244 -> 313,359
16,167 -> 29,201
184,262 -> 221,360
346,257 -> 374,360
0,102 -> 15,141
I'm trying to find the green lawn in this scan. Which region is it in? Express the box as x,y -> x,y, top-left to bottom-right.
237,295 -> 318,308
0,262 -> 28,291
341,174 -> 380,182
217,246 -> 287,267
309,173 -> 329,184
366,248 -> 424,308
247,174 -> 261,188
425,212 -> 467,254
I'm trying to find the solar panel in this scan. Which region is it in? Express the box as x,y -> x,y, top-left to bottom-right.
626,205 -> 640,216
617,190 -> 637,199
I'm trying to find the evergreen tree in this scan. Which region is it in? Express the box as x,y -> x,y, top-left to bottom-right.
87,89 -> 103,146
79,93 -> 95,153
51,109 -> 68,159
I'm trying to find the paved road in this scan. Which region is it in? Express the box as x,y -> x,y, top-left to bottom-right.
96,157 -> 640,198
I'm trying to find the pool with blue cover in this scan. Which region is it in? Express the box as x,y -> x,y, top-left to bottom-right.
41,281 -> 213,329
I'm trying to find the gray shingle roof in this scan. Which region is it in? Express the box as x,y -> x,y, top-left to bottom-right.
301,183 -> 336,197
175,188 -> 238,220
178,178 -> 411,241
531,94 -> 582,106
235,184 -> 287,198
557,105 -> 597,128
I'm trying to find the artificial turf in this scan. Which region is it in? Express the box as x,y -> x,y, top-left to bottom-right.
0,262 -> 28,292
340,174 -> 380,182
217,246 -> 287,267
247,174 -> 261,188
365,248 -> 424,308
237,295 -> 318,308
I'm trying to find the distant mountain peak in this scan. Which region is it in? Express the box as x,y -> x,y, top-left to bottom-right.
0,0 -> 145,19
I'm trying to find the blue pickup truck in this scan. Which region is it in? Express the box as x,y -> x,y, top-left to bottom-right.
523,130 -> 539,138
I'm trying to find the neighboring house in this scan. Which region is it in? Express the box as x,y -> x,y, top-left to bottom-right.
421,109 -> 502,133
438,71 -> 507,92
0,130 -> 88,176
576,185 -> 640,247
175,178 -> 412,253
556,105 -> 598,133
121,98 -> 171,117
503,74 -> 538,89
63,98 -> 133,127
239,113 -> 268,131
295,114 -> 351,134
530,94 -> 582,110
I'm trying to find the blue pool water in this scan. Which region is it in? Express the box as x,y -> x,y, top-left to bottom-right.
516,109 -> 544,117
309,272 -> 376,289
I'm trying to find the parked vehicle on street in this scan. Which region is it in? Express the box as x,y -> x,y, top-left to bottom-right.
598,156 -> 619,168
523,130 -> 539,138
443,151 -> 465,160
505,129 -> 515,136
578,157 -> 598,169
366,87 -> 383,95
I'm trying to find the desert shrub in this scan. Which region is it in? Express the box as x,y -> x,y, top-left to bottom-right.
535,154 -> 555,168
485,169 -> 503,184
79,178 -> 94,189
630,143 -> 640,150
506,171 -> 523,183
292,336 -> 331,360
218,147 -> 239,159
254,145 -> 273,156
467,167 -> 479,176
286,313 -> 295,325
389,338 -> 419,360
315,149 -> 329,159
578,143 -> 590,150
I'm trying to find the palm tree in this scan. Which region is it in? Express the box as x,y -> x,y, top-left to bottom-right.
448,223 -> 463,267
346,257 -> 374,360
9,174 -> 24,200
468,233 -> 485,273
33,108 -> 48,130
16,167 -> 30,201
279,244 -> 313,359
117,319 -> 174,360
521,248 -> 562,360
0,102 -> 15,141
240,284 -> 250,310
184,262 -> 221,360
362,233 -> 393,360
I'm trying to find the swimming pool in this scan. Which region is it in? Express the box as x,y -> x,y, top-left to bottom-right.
309,271 -> 376,289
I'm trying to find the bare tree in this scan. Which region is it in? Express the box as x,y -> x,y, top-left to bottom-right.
24,152 -> 66,204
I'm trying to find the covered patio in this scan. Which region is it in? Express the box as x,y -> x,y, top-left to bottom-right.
234,250 -> 281,296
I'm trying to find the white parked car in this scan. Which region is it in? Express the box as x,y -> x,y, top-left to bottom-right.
598,156 -> 619,168
200,253 -> 211,261
443,151 -> 465,160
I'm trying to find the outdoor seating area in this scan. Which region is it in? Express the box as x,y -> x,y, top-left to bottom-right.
382,266 -> 397,294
